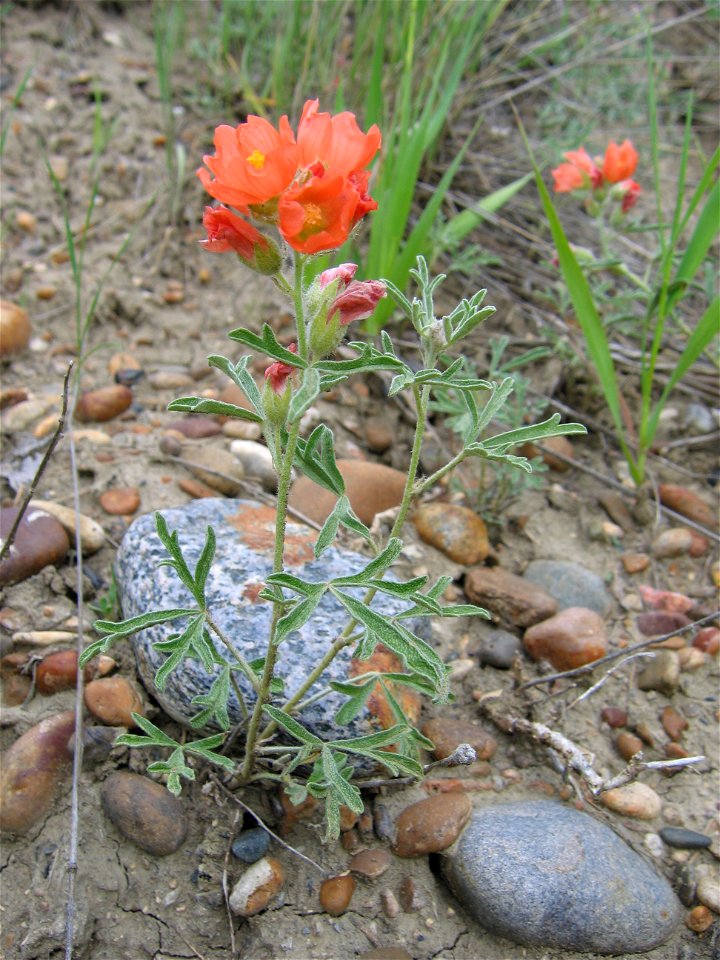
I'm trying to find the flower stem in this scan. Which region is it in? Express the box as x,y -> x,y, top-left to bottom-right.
293,253 -> 308,359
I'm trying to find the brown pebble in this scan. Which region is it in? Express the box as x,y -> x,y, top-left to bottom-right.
600,782 -> 661,819
393,793 -> 472,857
2,670 -> 31,705
340,828 -> 362,853
413,502 -> 490,565
229,857 -> 285,916
319,874 -> 355,916
0,301 -> 32,357
464,566 -> 557,629
108,352 -> 141,377
637,651 -> 680,696
685,905 -> 713,933
101,771 -> 187,856
15,210 -> 36,233
99,487 -> 141,516
616,732 -> 644,761
0,711 -> 75,833
622,553 -> 649,574
36,285 -> 57,301
637,611 -> 691,637
652,528 -> 694,559
658,484 -> 718,531
84,676 -> 145,726
364,417 -> 394,454
422,717 -> 496,762
186,446 -> 245,497
524,607 -> 607,670
349,848 -> 392,880
0,506 -> 70,586
289,460 -> 406,526
75,385 -> 133,423
600,706 -> 627,728
340,804 -> 360,832
178,477 -> 217,499
398,875 -> 425,913
661,706 -> 688,741
36,650 -> 92,694
168,416 -> 222,440
693,628 -> 720,655
665,742 -> 690,760
379,888 -> 400,919
634,722 -> 655,747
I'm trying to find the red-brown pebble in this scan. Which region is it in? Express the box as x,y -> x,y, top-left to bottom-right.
0,300 -> 31,357
661,705 -> 688,741
393,793 -> 472,857
600,706 -> 627,728
0,710 -> 75,833
422,717 -> 497,761
464,566 -> 557,628
665,742 -> 691,760
84,676 -> 145,726
658,484 -> 718,531
101,771 -> 188,856
685,905 -> 713,933
693,628 -> 720,655
319,874 -> 355,916
229,856 -> 285,916
289,460 -> 406,526
167,416 -> 222,439
616,732 -> 644,761
36,650 -> 93,694
622,553 -> 649,574
634,722 -> 655,747
637,611 -> 691,636
398,875 -> 425,912
0,506 -> 70,586
99,487 -> 141,516
364,418 -> 393,454
75,385 -> 133,423
349,848 -> 392,880
2,671 -> 31,705
413,503 -> 490,565
523,607 -> 607,671
178,477 -> 217,499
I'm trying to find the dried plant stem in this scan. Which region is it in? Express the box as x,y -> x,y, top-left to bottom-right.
481,707 -> 705,796
221,811 -> 240,960
0,364 -> 72,565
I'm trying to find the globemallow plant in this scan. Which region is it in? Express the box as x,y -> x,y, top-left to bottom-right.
80,100 -> 586,840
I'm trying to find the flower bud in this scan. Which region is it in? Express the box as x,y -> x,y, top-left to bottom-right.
262,346 -> 297,426
328,280 -> 387,327
201,206 -> 281,275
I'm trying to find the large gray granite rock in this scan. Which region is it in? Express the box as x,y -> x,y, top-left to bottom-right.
440,800 -> 680,954
116,499 -> 425,741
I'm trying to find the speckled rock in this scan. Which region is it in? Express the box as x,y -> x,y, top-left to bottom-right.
289,459 -> 406,525
0,506 -> 70,585
440,800 -> 680,953
413,503 -> 489,565
464,567 -> 557,629
393,793 -> 472,857
523,560 -> 611,617
229,856 -> 285,916
116,499 -> 429,741
101,772 -> 187,856
523,607 -> 607,670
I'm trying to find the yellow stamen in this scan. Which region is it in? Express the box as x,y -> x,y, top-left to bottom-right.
303,203 -> 323,228
246,149 -> 266,170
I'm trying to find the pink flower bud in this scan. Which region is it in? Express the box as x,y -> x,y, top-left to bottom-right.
201,206 -> 281,274
619,179 -> 641,213
318,263 -> 358,289
264,343 -> 297,395
328,280 -> 387,326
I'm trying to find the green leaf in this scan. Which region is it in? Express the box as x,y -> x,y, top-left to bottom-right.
365,576 -> 429,598
331,537 -> 403,586
167,397 -> 263,422
207,354 -> 264,416
83,608 -> 197,668
194,526 -> 216,599
155,514 -> 198,600
314,341 -> 408,375
263,705 -> 322,745
248,657 -> 285,694
331,589 -> 449,698
479,414 -> 586,454
333,723 -> 410,752
330,677 -> 377,725
153,614 -> 207,690
314,493 -> 349,557
288,367 -> 321,424
186,734 -> 235,771
116,713 -> 179,749
439,173 -> 533,247
294,424 -> 345,495
265,572 -> 324,596
190,666 -> 231,730
275,589 -> 327,643
321,746 -> 364,813
228,323 -> 307,367
364,750 -> 424,778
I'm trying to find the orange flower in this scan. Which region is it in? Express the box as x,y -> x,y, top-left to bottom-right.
552,147 -> 601,193
297,99 -> 382,179
197,115 -> 298,208
278,172 -> 362,255
602,140 -> 638,184
198,101 -> 381,254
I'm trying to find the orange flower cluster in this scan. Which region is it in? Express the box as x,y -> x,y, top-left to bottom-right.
198,100 -> 381,256
552,139 -> 640,213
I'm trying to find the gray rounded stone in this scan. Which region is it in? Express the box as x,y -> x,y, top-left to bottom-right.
116,498 -> 428,742
440,800 -> 680,954
476,627 -> 522,670
523,560 -> 611,617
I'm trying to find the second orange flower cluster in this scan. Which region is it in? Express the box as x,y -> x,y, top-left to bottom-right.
198,100 -> 381,258
552,140 -> 640,213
